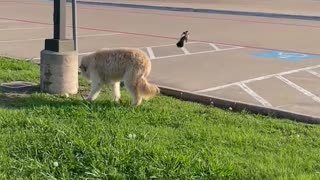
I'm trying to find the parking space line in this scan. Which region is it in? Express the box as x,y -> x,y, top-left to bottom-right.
237,83 -> 272,107
31,42 -> 243,62
33,45 -> 166,60
72,43 -> 197,57
153,46 -> 244,60
71,42 -> 241,57
146,47 -> 156,59
209,43 -> 220,50
0,38 -> 46,43
306,69 -> 320,78
148,41 -> 201,48
0,33 -> 122,43
276,75 -> 320,104
0,27 -> 50,31
181,47 -> 190,54
77,33 -> 122,37
195,64 -> 320,93
0,20 -> 12,23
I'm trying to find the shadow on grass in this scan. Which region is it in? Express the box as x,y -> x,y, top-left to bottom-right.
0,84 -> 40,94
0,92 -> 128,110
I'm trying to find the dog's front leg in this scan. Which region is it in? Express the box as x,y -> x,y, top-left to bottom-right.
86,80 -> 102,102
111,81 -> 121,103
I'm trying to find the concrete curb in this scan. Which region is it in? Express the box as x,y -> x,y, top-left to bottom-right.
158,86 -> 320,125
76,0 -> 320,21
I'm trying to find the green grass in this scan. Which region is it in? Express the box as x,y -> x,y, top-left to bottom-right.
0,56 -> 320,179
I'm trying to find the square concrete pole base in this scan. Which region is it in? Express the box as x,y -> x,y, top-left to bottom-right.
40,49 -> 78,95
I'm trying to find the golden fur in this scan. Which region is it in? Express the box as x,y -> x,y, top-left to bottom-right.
79,48 -> 160,106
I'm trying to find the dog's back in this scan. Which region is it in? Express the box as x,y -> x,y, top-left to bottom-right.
81,48 -> 151,82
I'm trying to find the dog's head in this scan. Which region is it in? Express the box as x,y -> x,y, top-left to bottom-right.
79,54 -> 92,79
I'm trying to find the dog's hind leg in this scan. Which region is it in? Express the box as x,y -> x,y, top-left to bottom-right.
124,70 -> 142,106
125,81 -> 142,106
111,81 -> 121,103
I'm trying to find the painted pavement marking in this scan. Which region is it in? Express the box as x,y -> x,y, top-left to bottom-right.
152,46 -> 244,60
209,43 -> 220,50
306,69 -> 320,78
181,47 -> 190,54
237,82 -> 272,107
31,42 -> 243,61
0,27 -> 50,31
276,75 -> 320,104
195,64 -> 320,93
253,51 -> 320,62
146,47 -> 156,59
0,20 -> 14,23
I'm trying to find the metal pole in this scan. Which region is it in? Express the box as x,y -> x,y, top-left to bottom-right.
53,0 -> 67,40
72,0 -> 78,51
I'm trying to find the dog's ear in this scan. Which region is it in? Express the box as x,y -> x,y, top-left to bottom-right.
79,64 -> 87,72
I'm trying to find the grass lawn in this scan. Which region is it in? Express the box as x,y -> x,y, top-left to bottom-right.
0,57 -> 320,179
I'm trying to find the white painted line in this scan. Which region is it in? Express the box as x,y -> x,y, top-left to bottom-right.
181,47 -> 190,54
209,43 -> 220,50
0,38 -> 46,43
306,69 -> 320,78
71,43 -> 182,57
33,48 -> 130,60
145,41 -> 227,49
75,33 -> 122,38
278,66 -> 320,76
73,42 -> 203,57
196,84 -> 234,93
195,64 -> 320,93
0,20 -> 11,23
148,41 -> 201,48
237,83 -> 272,107
153,46 -> 244,60
0,33 -> 122,43
32,42 -> 243,60
79,52 -> 94,56
146,47 -> 156,59
33,49 -> 108,60
276,75 -> 320,104
0,27 -> 50,31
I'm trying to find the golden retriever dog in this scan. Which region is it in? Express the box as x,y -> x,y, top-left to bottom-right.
79,48 -> 160,106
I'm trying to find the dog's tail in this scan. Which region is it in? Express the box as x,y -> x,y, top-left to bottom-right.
137,77 -> 160,100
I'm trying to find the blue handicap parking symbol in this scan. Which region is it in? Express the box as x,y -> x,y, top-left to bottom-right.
253,51 -> 320,62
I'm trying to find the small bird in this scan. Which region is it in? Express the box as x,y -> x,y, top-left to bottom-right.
176,30 -> 189,48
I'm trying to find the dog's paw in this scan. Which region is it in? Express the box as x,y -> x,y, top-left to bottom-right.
84,96 -> 93,102
112,98 -> 121,103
